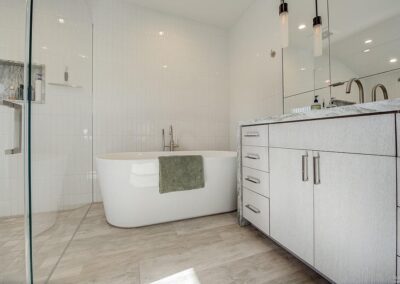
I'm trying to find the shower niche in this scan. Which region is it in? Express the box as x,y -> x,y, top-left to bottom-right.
0,59 -> 45,103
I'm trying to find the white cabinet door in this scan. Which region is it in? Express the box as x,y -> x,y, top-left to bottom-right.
270,148 -> 314,265
314,152 -> 396,283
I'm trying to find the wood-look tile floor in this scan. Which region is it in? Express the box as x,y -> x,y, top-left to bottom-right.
0,213 -> 26,283
48,203 -> 328,284
0,205 -> 91,284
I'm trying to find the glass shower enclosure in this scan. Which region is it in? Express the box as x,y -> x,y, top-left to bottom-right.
0,0 -> 93,282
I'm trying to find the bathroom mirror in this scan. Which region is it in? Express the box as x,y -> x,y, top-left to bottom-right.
283,0 -> 400,113
329,0 -> 400,103
283,0 -> 330,99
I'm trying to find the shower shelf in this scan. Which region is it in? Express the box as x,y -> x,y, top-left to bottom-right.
2,99 -> 42,104
0,59 -> 46,104
48,82 -> 82,88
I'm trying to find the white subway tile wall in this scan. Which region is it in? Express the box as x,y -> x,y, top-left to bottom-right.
0,1 -> 25,217
30,0 -> 93,213
229,0 -> 283,149
91,0 -> 230,201
0,0 -> 286,210
0,0 -> 93,217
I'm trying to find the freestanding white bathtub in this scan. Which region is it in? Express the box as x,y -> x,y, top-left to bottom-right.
96,151 -> 237,228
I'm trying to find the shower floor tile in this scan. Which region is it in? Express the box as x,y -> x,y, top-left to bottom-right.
0,215 -> 26,284
0,205 -> 90,284
48,203 -> 327,284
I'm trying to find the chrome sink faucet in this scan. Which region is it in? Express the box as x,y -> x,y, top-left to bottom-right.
162,125 -> 179,151
371,84 -> 389,102
346,78 -> 364,104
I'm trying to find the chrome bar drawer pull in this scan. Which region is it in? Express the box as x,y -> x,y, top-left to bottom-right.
302,153 -> 309,182
245,176 -> 261,184
245,153 -> 260,160
245,204 -> 261,214
313,154 -> 321,185
244,131 -> 260,137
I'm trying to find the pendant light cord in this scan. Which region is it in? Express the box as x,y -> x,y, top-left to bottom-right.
315,0 -> 319,17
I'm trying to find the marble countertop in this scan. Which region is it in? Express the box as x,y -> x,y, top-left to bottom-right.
240,99 -> 400,126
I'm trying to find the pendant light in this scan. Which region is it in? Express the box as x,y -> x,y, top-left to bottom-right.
313,0 -> 322,57
279,0 -> 289,48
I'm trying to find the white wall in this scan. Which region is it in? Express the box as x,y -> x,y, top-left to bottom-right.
0,0 -> 93,217
1,0 -> 309,210
228,0 -> 283,149
0,0 -> 25,217
91,0 -> 230,201
31,0 -> 93,213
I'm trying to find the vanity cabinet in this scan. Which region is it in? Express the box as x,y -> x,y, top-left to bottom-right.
242,146 -> 269,172
314,152 -> 396,283
241,125 -> 268,147
241,112 -> 398,283
270,148 -> 314,265
269,113 -> 396,156
241,125 -> 270,235
243,188 -> 270,234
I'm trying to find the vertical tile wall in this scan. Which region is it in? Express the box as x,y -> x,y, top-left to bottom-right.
0,0 -> 93,217
1,0 -> 290,208
91,0 -> 230,201
31,0 -> 93,213
0,0 -> 29,217
229,0 -> 283,149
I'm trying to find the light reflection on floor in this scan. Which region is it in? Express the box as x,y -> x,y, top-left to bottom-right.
151,268 -> 201,284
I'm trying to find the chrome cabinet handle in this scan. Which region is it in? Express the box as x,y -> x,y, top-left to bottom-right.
245,176 -> 261,184
245,153 -> 260,160
302,153 -> 309,182
244,131 -> 260,137
2,100 -> 22,155
245,204 -> 261,214
313,154 -> 321,185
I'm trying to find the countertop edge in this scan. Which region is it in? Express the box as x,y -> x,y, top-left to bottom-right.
239,99 -> 400,127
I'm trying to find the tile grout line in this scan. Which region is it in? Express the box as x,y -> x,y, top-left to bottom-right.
44,203 -> 93,284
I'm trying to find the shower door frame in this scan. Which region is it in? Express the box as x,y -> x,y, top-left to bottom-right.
23,0 -> 34,282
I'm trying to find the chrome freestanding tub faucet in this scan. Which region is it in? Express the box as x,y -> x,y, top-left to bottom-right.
346,78 -> 365,104
371,84 -> 389,102
162,125 -> 179,151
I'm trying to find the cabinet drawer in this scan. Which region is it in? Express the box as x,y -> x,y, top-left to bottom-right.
398,257 -> 400,278
398,208 -> 400,256
242,146 -> 269,172
270,114 -> 396,156
243,167 -> 269,197
243,188 -> 269,235
397,114 -> 400,157
242,125 -> 268,146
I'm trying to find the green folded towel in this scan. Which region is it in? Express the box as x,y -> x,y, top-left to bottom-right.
158,155 -> 205,194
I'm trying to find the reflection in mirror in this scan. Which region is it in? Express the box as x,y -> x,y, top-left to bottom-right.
283,0 -> 330,99
331,69 -> 400,104
285,88 -> 330,113
284,0 -> 400,113
329,0 -> 400,103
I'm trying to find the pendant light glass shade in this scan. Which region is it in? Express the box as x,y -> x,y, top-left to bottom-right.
313,19 -> 322,56
313,0 -> 322,57
279,1 -> 289,48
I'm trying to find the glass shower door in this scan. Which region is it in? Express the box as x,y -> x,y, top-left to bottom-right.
1,0 -> 93,282
29,0 -> 94,282
0,0 -> 31,283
